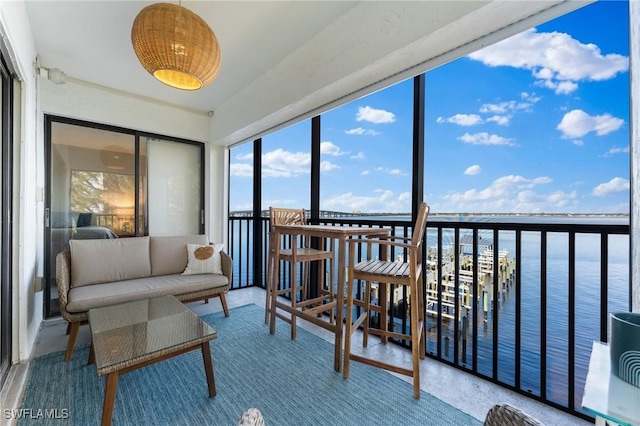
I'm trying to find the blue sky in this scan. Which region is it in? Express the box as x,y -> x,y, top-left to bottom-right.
230,1 -> 630,214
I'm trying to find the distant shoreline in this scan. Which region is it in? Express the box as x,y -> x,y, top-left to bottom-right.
429,212 -> 629,217
231,210 -> 629,218
338,212 -> 630,217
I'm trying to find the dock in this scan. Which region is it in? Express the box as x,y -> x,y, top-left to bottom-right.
425,244 -> 516,321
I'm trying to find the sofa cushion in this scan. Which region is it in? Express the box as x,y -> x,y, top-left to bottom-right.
149,235 -> 209,276
69,237 -> 151,288
66,273 -> 229,313
182,243 -> 224,275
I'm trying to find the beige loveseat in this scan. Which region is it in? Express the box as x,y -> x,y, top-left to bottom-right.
56,235 -> 232,361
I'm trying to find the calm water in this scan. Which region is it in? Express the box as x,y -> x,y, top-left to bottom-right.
230,213 -> 630,409
392,214 -> 628,408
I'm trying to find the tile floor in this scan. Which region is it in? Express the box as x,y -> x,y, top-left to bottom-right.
1,287 -> 590,425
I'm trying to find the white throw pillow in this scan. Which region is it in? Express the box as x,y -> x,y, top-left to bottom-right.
182,243 -> 224,275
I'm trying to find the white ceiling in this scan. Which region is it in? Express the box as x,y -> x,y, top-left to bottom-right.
25,1 -> 359,113
23,1 -> 588,146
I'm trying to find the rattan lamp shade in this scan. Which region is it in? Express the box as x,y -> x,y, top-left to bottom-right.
131,3 -> 220,90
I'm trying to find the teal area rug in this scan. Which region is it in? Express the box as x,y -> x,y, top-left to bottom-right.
19,304 -> 481,425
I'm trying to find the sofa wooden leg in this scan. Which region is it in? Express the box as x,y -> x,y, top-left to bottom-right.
219,293 -> 230,317
65,322 -> 80,361
204,299 -> 209,304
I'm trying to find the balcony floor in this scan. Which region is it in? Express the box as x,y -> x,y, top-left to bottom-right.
2,287 -> 589,425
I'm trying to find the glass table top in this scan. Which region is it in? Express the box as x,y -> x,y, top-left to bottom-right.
582,341 -> 640,426
88,295 -> 217,375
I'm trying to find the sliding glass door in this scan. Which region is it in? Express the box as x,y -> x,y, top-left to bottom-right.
45,117 -> 204,317
0,52 -> 13,387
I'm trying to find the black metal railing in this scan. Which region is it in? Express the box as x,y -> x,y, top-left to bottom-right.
227,214 -> 630,421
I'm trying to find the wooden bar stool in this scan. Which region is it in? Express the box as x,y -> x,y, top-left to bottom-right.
265,207 -> 334,339
343,202 -> 429,398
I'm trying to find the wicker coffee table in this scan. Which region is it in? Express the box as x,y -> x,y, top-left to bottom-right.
88,295 -> 218,426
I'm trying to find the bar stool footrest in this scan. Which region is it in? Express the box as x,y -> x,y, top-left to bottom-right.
348,353 -> 413,377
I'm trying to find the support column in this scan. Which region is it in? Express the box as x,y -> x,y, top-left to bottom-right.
412,74 -> 425,222
253,138 -> 263,287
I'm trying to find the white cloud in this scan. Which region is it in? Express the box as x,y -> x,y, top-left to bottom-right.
518,190 -> 578,210
572,139 -> 585,147
486,115 -> 510,126
323,190 -> 409,213
320,141 -> 348,156
458,132 -> 516,146
546,190 -> 576,206
262,198 -> 298,208
229,163 -> 253,177
468,28 -> 629,94
439,93 -> 539,130
261,168 -> 296,178
436,114 -> 483,126
480,103 -> 509,114
345,127 -> 380,136
464,165 -> 481,175
542,80 -> 578,95
236,153 -> 253,161
356,106 -> 396,124
440,174 -> 579,212
493,175 -> 551,191
262,148 -> 309,177
374,167 -> 408,176
351,152 -> 366,160
480,97 -> 538,115
345,127 -> 363,135
592,177 -> 629,196
475,94 -> 540,126
602,146 -> 629,157
557,109 -> 624,139
361,170 -> 370,175
521,92 -> 541,103
259,148 -> 337,177
445,175 -> 551,202
234,202 -> 253,211
346,127 -> 365,135
320,161 -> 340,172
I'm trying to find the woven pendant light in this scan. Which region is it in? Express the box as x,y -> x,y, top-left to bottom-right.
131,2 -> 221,90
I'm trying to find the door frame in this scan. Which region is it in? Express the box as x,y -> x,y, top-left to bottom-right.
0,49 -> 14,387
43,115 -> 206,318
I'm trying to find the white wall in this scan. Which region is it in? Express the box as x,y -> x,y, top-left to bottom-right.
0,0 -> 40,362
39,79 -> 211,143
